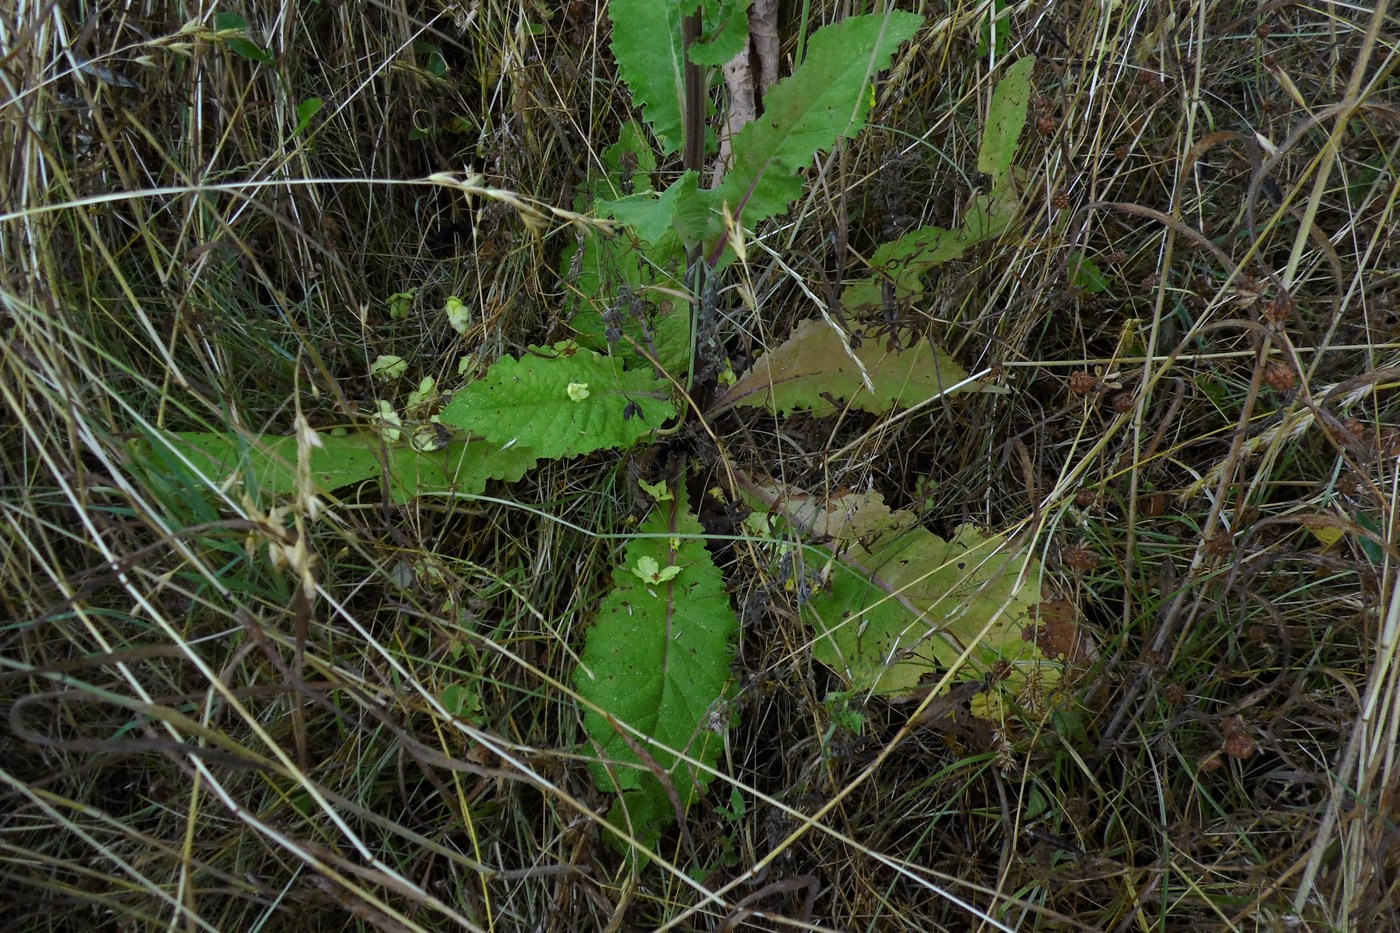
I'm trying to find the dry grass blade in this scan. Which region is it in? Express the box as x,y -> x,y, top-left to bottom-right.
3,0 -> 1398,929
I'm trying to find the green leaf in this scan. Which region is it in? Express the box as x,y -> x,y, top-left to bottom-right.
605,120 -> 659,198
565,238 -> 691,376
599,171 -> 700,245
609,0 -> 688,154
689,0 -> 751,67
842,59 -> 1032,308
962,190 -> 1018,241
135,430 -> 537,506
840,224 -> 972,310
977,0 -> 1010,58
742,478 -> 1068,716
711,12 -> 922,228
371,354 -> 408,381
416,41 -> 448,77
213,11 -> 249,29
576,483 -> 739,849
567,127 -> 691,375
976,55 -> 1035,194
214,12 -> 274,65
293,97 -> 323,136
713,317 -> 989,416
1069,252 -> 1110,294
381,436 -> 538,503
387,289 -> 415,321
438,343 -> 674,460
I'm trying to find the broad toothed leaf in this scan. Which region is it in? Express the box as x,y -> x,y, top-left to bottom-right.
576,483 -> 740,850
439,343 -> 673,461
688,0 -> 751,66
132,430 -> 537,506
710,12 -> 921,229
608,0 -> 688,154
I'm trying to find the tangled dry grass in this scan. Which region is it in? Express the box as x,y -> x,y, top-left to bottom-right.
2,1 -> 1398,930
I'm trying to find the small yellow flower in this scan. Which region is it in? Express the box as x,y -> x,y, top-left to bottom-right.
567,382 -> 590,402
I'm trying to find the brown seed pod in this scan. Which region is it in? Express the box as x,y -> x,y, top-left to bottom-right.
1069,371 -> 1097,395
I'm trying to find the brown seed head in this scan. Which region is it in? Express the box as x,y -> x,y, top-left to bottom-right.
1261,294 -> 1294,326
1069,371 -> 1097,395
1203,530 -> 1233,557
1223,730 -> 1256,760
1263,360 -> 1296,392
1063,542 -> 1100,574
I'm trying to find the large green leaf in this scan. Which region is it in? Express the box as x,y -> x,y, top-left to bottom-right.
710,12 -> 922,227
438,343 -> 674,460
600,171 -> 700,245
976,55 -> 1035,196
576,483 -> 739,849
134,429 -> 537,506
608,0 -> 688,154
711,317 -> 986,415
688,0 -> 751,66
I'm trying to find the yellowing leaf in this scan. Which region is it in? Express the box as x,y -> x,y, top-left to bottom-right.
712,318 -> 981,416
977,56 -> 1036,195
740,474 -> 1072,719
